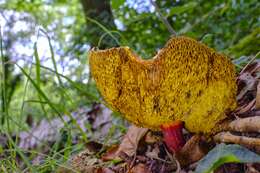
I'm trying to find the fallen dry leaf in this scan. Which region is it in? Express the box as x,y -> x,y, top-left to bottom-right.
240,60 -> 260,75
102,145 -> 120,161
64,149 -> 104,173
116,125 -> 148,157
144,131 -> 161,144
85,141 -> 103,153
236,99 -> 256,114
237,72 -> 257,101
96,167 -> 115,173
129,163 -> 152,173
176,135 -> 209,166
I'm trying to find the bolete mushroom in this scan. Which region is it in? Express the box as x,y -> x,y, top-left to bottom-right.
89,36 -> 237,153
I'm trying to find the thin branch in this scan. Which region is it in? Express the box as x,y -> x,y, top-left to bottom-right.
149,0 -> 176,36
214,132 -> 260,147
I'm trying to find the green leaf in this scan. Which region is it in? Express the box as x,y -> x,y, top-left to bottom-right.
0,145 -> 3,154
111,0 -> 124,10
168,2 -> 197,17
195,144 -> 260,173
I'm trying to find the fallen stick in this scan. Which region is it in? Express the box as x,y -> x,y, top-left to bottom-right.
214,132 -> 260,147
228,116 -> 260,133
256,82 -> 260,109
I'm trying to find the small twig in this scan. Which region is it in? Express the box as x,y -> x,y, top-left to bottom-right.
148,156 -> 172,164
129,153 -> 137,170
164,144 -> 180,172
149,0 -> 176,36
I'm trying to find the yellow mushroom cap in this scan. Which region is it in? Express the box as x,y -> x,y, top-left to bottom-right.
89,36 -> 237,134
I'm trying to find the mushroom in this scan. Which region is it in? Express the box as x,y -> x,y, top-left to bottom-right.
89,36 -> 237,153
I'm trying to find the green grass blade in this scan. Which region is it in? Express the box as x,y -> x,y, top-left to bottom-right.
0,25 -> 9,130
39,29 -> 79,110
39,29 -> 63,85
86,16 -> 121,46
15,63 -> 63,119
32,63 -> 100,102
33,40 -> 49,122
34,42 -> 41,86
16,63 -> 88,141
3,132 -> 36,172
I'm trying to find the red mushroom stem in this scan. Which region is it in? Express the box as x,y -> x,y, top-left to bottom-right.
160,120 -> 185,153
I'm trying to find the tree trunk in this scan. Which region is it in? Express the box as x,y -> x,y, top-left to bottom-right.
80,0 -> 119,49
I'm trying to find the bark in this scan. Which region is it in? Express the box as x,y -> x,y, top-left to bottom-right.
80,0 -> 119,48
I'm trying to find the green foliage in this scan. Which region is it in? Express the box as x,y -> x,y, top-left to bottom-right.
111,0 -> 125,10
227,27 -> 260,57
195,144 -> 260,173
113,0 -> 259,58
167,1 -> 198,16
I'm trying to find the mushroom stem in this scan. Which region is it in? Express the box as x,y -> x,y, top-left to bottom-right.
160,121 -> 185,153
